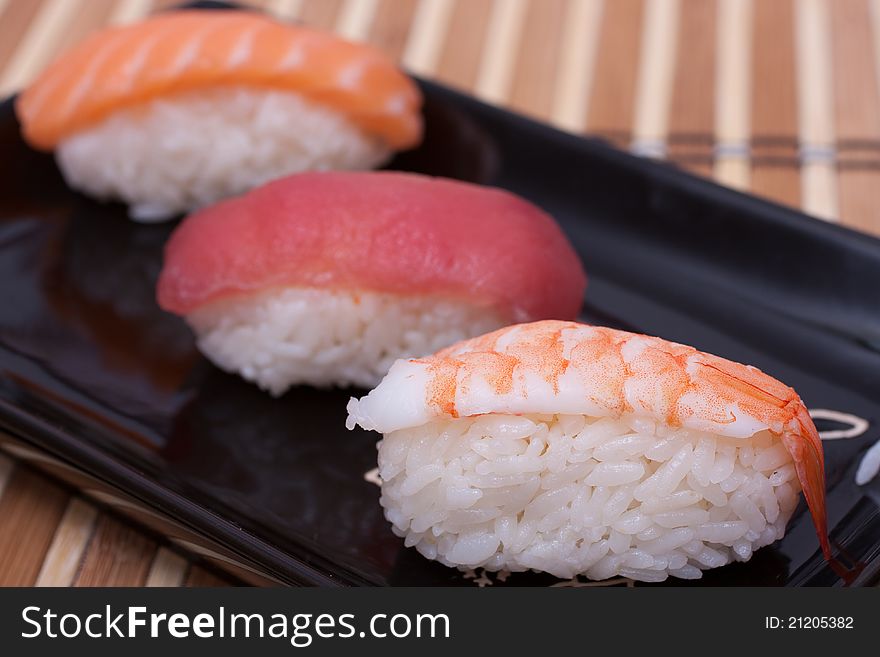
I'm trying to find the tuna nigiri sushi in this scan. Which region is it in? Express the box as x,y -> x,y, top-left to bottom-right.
347,320 -> 830,582
15,10 -> 422,221
157,171 -> 587,394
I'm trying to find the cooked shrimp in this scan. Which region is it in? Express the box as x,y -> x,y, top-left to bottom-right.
347,320 -> 831,561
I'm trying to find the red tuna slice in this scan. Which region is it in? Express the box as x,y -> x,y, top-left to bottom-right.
157,171 -> 587,322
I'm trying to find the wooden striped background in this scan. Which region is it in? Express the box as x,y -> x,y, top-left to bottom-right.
2,0 -> 880,586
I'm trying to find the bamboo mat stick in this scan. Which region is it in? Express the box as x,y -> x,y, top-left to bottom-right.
364,0 -> 419,60
186,564 -> 230,587
335,0 -> 379,41
34,499 -> 98,586
0,469 -> 70,585
0,453 -> 13,500
475,0 -> 529,103
72,515 -> 156,586
402,0 -> 455,77
748,0 -> 799,208
505,0 -> 566,118
268,0 -> 304,19
828,0 -> 880,234
872,0 -> 880,99
145,547 -> 189,587
109,0 -> 154,25
795,0 -> 838,221
0,0 -> 82,96
631,0 -> 680,157
295,0 -> 342,30
551,0 -> 604,133
796,0 -> 836,148
584,0 -> 643,140
713,0 -> 752,190
665,0 -> 716,177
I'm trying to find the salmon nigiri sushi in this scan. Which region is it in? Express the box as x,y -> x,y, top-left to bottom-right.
347,320 -> 831,582
15,10 -> 422,221
157,172 -> 587,394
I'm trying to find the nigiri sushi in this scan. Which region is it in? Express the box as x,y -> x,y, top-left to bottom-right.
15,10 -> 422,221
157,172 -> 587,394
346,320 -> 831,582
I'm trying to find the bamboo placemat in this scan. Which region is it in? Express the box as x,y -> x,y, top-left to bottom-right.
1,0 -> 879,587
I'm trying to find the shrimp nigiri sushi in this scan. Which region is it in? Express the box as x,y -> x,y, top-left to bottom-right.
347,320 -> 831,582
15,10 -> 422,221
157,172 -> 587,394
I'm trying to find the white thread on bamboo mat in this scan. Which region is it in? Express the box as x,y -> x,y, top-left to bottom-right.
714,0 -> 752,190
267,0 -> 304,20
631,0 -> 681,158
0,453 -> 13,500
551,0 -> 604,133
474,0 -> 529,104
335,0 -> 379,42
0,0 -> 81,96
108,0 -> 154,26
34,499 -> 98,586
145,547 -> 189,587
402,0 -> 456,76
795,0 -> 838,222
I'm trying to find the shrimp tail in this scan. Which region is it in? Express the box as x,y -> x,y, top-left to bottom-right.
783,402 -> 830,559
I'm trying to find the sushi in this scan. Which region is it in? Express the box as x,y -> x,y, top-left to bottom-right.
157,172 -> 587,394
15,10 -> 422,221
346,320 -> 831,582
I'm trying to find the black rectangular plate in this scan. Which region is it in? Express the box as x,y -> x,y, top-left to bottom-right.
2,5 -> 880,586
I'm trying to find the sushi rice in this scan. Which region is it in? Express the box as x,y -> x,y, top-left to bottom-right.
189,287 -> 506,394
377,412 -> 801,582
349,320 -> 829,582
56,87 -> 391,221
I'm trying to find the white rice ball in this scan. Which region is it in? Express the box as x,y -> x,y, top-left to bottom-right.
187,287 -> 506,394
377,412 -> 802,582
55,87 -> 391,221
